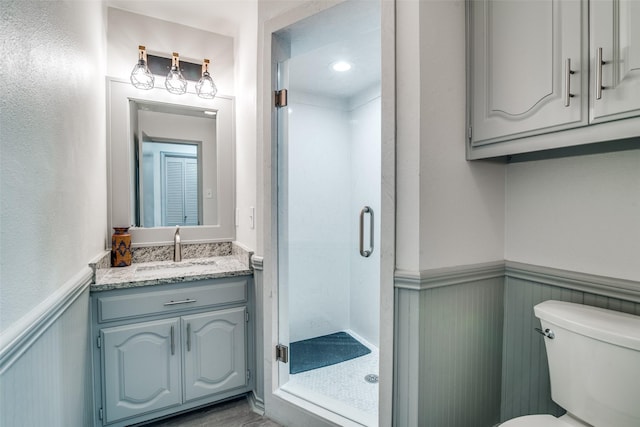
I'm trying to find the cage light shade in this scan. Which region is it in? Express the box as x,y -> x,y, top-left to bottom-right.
165,52 -> 187,95
130,45 -> 155,90
196,59 -> 217,99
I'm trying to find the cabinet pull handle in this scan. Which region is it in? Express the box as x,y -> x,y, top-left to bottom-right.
359,206 -> 374,258
170,325 -> 175,355
186,323 -> 191,352
564,58 -> 575,107
595,47 -> 604,100
164,298 -> 197,306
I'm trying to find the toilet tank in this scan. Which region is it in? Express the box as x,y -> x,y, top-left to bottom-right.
534,300 -> 640,427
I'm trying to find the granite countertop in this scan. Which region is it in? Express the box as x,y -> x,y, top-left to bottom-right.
91,256 -> 253,292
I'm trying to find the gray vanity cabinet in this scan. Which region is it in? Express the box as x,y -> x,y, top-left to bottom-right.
182,307 -> 247,402
101,318 -> 183,423
91,277 -> 253,427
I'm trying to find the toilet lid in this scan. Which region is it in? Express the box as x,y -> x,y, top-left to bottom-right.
500,415 -> 578,427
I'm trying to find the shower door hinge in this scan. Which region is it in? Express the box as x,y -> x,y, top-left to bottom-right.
276,344 -> 289,363
275,89 -> 288,108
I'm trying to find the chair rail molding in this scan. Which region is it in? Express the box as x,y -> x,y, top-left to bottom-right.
505,261 -> 640,303
0,266 -> 93,373
394,260 -> 505,291
251,255 -> 264,271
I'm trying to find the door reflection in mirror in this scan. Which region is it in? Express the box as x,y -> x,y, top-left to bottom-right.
140,140 -> 200,227
133,104 -> 218,227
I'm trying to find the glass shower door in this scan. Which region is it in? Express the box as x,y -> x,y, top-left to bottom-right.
275,3 -> 381,422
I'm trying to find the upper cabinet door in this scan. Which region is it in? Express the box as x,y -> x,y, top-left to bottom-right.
590,0 -> 640,123
470,0 -> 588,146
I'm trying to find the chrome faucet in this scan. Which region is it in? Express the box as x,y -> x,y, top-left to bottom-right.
174,225 -> 182,262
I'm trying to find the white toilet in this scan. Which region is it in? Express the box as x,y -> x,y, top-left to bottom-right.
501,300 -> 640,427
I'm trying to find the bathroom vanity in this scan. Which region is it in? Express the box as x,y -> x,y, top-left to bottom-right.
89,248 -> 254,427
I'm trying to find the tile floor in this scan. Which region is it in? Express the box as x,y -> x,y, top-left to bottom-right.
283,348 -> 379,425
138,396 -> 281,427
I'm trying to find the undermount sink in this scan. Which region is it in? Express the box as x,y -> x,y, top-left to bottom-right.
136,259 -> 217,272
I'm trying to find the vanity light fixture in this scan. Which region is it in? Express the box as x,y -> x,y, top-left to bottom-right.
130,45 -> 155,90
331,61 -> 352,72
196,59 -> 218,99
165,52 -> 188,95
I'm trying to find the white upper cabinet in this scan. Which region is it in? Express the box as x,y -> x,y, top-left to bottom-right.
468,0 -> 640,159
590,0 -> 640,123
470,0 -> 587,145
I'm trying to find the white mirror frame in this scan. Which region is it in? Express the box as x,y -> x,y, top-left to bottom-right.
106,77 -> 236,246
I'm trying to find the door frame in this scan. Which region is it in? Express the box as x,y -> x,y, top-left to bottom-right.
257,1 -> 396,425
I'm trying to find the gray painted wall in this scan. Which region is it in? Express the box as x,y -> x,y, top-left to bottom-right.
500,270 -> 640,422
395,263 -> 505,427
0,289 -> 93,427
418,278 -> 504,426
395,261 -> 640,427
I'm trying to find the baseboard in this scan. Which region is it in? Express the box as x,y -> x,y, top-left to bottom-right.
0,267 -> 93,373
248,390 -> 265,415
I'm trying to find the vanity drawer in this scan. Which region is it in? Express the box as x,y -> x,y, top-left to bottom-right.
97,279 -> 247,323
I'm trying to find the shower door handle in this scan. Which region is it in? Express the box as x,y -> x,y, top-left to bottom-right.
359,206 -> 374,258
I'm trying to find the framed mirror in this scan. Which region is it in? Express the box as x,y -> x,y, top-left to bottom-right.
107,77 -> 235,245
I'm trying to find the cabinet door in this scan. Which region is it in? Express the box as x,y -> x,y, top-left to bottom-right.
590,0 -> 640,123
182,307 -> 247,402
470,0 -> 588,145
102,318 -> 181,423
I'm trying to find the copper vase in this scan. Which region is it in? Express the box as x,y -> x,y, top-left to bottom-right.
111,227 -> 132,267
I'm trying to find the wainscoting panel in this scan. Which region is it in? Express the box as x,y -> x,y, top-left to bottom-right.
418,277 -> 504,427
394,262 -> 505,427
0,275 -> 92,427
500,267 -> 640,422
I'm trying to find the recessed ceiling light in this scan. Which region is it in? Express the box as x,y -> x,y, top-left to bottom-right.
204,110 -> 216,116
331,61 -> 352,72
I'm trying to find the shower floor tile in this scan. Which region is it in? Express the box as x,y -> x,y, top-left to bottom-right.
285,346 -> 379,424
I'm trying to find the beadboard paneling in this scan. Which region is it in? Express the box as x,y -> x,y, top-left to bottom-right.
395,264 -> 505,427
418,277 -> 504,427
500,274 -> 640,422
0,287 -> 92,427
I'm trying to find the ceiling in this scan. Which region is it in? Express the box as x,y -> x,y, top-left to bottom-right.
107,0 -> 381,100
106,0 -> 248,37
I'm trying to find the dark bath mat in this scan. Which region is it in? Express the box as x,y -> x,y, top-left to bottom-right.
289,331 -> 371,374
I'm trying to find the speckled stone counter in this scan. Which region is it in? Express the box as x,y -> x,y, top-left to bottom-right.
90,242 -> 253,292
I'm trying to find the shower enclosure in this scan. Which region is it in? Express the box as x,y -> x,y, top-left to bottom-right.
275,2 -> 382,425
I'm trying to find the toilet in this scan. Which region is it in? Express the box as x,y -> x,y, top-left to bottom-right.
501,300 -> 640,427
